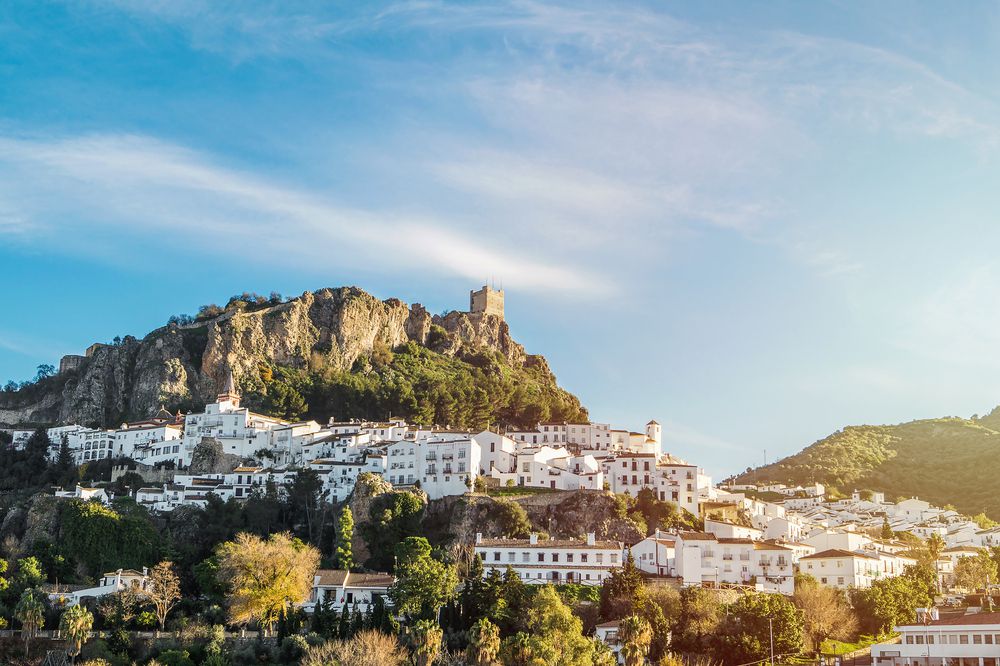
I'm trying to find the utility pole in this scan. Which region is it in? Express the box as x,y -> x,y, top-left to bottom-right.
769,617 -> 774,666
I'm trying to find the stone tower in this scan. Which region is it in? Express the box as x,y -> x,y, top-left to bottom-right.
470,285 -> 505,319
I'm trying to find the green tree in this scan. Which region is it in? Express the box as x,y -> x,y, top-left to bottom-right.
467,617 -> 501,665
411,619 -> 443,666
955,550 -> 999,592
523,585 -> 596,665
851,572 -> 932,635
618,614 -> 652,666
671,587 -> 722,654
15,588 -> 45,653
880,517 -> 894,540
389,537 -> 458,619
599,551 -> 644,619
60,604 -> 94,663
361,490 -> 425,571
335,506 -> 354,571
715,592 -> 803,665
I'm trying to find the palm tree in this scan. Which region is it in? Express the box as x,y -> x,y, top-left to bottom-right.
467,617 -> 501,665
411,619 -> 443,666
15,589 -> 46,654
618,614 -> 652,666
59,604 -> 94,663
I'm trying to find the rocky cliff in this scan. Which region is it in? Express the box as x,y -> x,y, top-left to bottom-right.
0,286 -> 581,428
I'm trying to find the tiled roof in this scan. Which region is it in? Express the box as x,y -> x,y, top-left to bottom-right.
902,612 -> 1000,627
800,549 -> 877,560
476,538 -> 622,550
314,570 -> 394,588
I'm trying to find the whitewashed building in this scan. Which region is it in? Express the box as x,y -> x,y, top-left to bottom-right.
474,532 -> 624,586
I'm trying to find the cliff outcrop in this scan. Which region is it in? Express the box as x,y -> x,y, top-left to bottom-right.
0,286 -> 565,428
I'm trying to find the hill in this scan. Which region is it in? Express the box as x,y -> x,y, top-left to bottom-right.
734,413 -> 1000,518
0,286 -> 586,430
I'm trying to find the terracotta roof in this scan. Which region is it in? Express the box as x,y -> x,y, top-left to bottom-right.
902,612 -> 1000,627
800,549 -> 878,560
678,532 -> 717,541
476,538 -> 622,550
314,570 -> 393,588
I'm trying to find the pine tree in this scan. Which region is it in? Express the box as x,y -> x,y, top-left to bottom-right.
335,506 -> 354,571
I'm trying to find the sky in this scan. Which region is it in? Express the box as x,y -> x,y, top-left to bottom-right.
3,1 -> 1000,478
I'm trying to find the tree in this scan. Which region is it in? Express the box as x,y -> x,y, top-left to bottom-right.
335,506 -> 355,570
411,619 -> 443,666
955,550 -> 999,592
599,551 -> 644,619
467,617 -> 501,665
35,364 -> 55,381
147,561 -> 182,630
793,575 -> 858,652
880,517 -> 894,540
671,586 -> 722,654
618,614 -> 652,666
716,592 -> 803,665
851,573 -> 932,635
60,604 -> 94,663
15,588 -> 46,653
389,537 -> 458,619
302,629 -> 408,666
216,532 -> 320,635
98,585 -> 142,629
522,585 -> 596,665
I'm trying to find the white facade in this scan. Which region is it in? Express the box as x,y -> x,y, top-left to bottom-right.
305,570 -> 394,613
386,435 -> 480,499
46,568 -> 149,607
872,611 -> 1000,666
475,533 -> 624,586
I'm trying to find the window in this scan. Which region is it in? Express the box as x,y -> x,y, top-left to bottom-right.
596,554 -> 604,564
581,554 -> 588,563
552,553 -> 559,563
493,552 -> 501,561
974,635 -> 983,645
567,553 -> 574,563
538,553 -> 545,562
960,635 -> 969,644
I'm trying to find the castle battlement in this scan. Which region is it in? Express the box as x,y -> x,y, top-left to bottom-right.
470,285 -> 504,319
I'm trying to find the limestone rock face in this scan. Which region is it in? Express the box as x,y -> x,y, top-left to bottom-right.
0,286 -> 537,428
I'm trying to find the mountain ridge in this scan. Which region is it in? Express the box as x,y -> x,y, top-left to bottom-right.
733,410 -> 1000,518
0,286 -> 587,430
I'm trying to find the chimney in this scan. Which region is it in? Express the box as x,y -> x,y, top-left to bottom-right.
586,532 -> 596,546
475,532 -> 483,544
529,533 -> 539,545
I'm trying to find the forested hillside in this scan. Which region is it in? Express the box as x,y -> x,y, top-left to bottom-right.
736,415 -> 1000,517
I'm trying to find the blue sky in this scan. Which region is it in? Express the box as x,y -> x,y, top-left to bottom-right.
3,1 -> 1000,477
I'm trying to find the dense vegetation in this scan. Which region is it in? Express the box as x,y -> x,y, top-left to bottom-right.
239,340 -> 587,430
736,415 -> 1000,518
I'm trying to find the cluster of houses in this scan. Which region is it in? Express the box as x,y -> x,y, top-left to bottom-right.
15,376 -> 712,514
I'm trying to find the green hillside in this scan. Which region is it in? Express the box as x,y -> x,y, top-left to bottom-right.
735,415 -> 1000,518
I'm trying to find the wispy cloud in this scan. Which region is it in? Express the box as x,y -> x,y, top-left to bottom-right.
0,132 -> 602,293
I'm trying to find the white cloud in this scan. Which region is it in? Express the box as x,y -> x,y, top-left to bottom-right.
0,132 -> 603,294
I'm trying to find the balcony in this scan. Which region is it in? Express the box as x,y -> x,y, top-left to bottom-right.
722,554 -> 733,561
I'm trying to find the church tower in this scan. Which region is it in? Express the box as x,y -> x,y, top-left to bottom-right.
217,369 -> 240,408
646,420 -> 661,446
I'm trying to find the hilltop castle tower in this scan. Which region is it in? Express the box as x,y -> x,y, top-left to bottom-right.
470,285 -> 505,319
